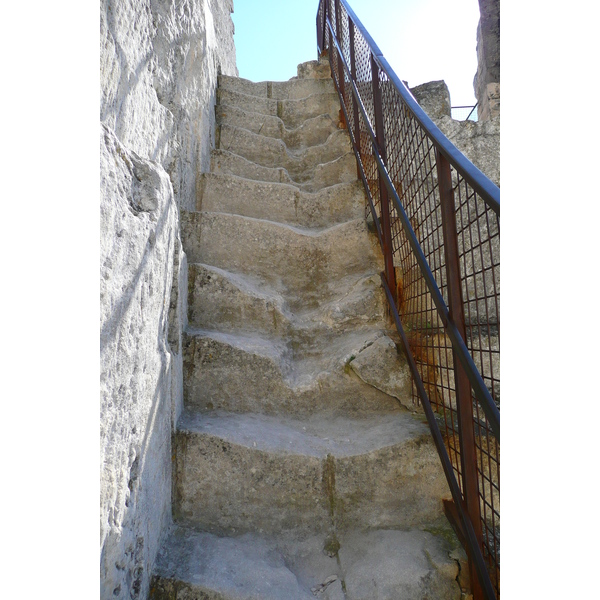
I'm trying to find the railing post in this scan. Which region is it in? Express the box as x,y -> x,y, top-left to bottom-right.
321,0 -> 329,57
371,55 -> 397,305
436,149 -> 485,599
333,0 -> 347,113
348,19 -> 361,179
317,1 -> 322,56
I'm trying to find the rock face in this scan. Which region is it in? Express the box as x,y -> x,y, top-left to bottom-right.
474,0 -> 500,120
100,123 -> 177,600
100,1 -> 236,599
100,0 -> 237,209
409,80 -> 452,122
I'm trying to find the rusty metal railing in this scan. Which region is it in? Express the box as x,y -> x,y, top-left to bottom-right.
317,1 -> 500,598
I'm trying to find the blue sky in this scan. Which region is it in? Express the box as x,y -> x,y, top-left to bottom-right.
232,0 -> 481,106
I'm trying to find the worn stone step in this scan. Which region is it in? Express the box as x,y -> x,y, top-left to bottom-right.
187,263 -> 292,336
182,328 -> 402,416
216,105 -> 339,149
217,87 -> 341,129
218,73 -> 335,100
210,148 -> 357,191
180,212 -> 382,310
187,264 -> 386,336
196,173 -> 365,228
217,125 -> 350,181
153,54 -> 467,600
151,526 -> 462,600
173,409 -> 448,535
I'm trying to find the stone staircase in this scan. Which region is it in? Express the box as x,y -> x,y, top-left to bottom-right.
150,59 -> 465,600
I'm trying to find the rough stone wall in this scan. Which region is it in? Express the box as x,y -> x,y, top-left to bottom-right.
410,81 -> 499,186
100,2 -> 236,599
473,0 -> 500,121
100,0 -> 237,208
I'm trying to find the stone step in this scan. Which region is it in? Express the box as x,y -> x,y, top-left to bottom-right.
216,104 -> 339,149
187,263 -> 386,336
210,148 -> 357,191
187,263 -> 292,336
151,526 -> 462,600
159,55 -> 465,599
217,124 -> 350,181
180,212 -> 382,310
218,73 -> 335,100
217,87 -> 341,129
196,173 -> 365,228
182,328 -> 401,416
173,409 -> 448,534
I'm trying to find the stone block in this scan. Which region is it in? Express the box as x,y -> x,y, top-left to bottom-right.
349,335 -> 416,412
173,410 -> 447,534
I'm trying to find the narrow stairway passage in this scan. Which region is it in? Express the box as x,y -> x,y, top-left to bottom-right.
150,57 -> 465,600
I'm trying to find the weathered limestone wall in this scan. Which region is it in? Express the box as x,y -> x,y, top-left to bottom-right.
100,0 -> 237,206
100,1 -> 236,599
473,0 -> 500,121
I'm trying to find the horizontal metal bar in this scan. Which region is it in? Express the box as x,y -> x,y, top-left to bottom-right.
466,104 -> 478,120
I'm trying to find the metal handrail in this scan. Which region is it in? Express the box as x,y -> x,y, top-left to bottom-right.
317,1 -> 500,598
452,104 -> 478,121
